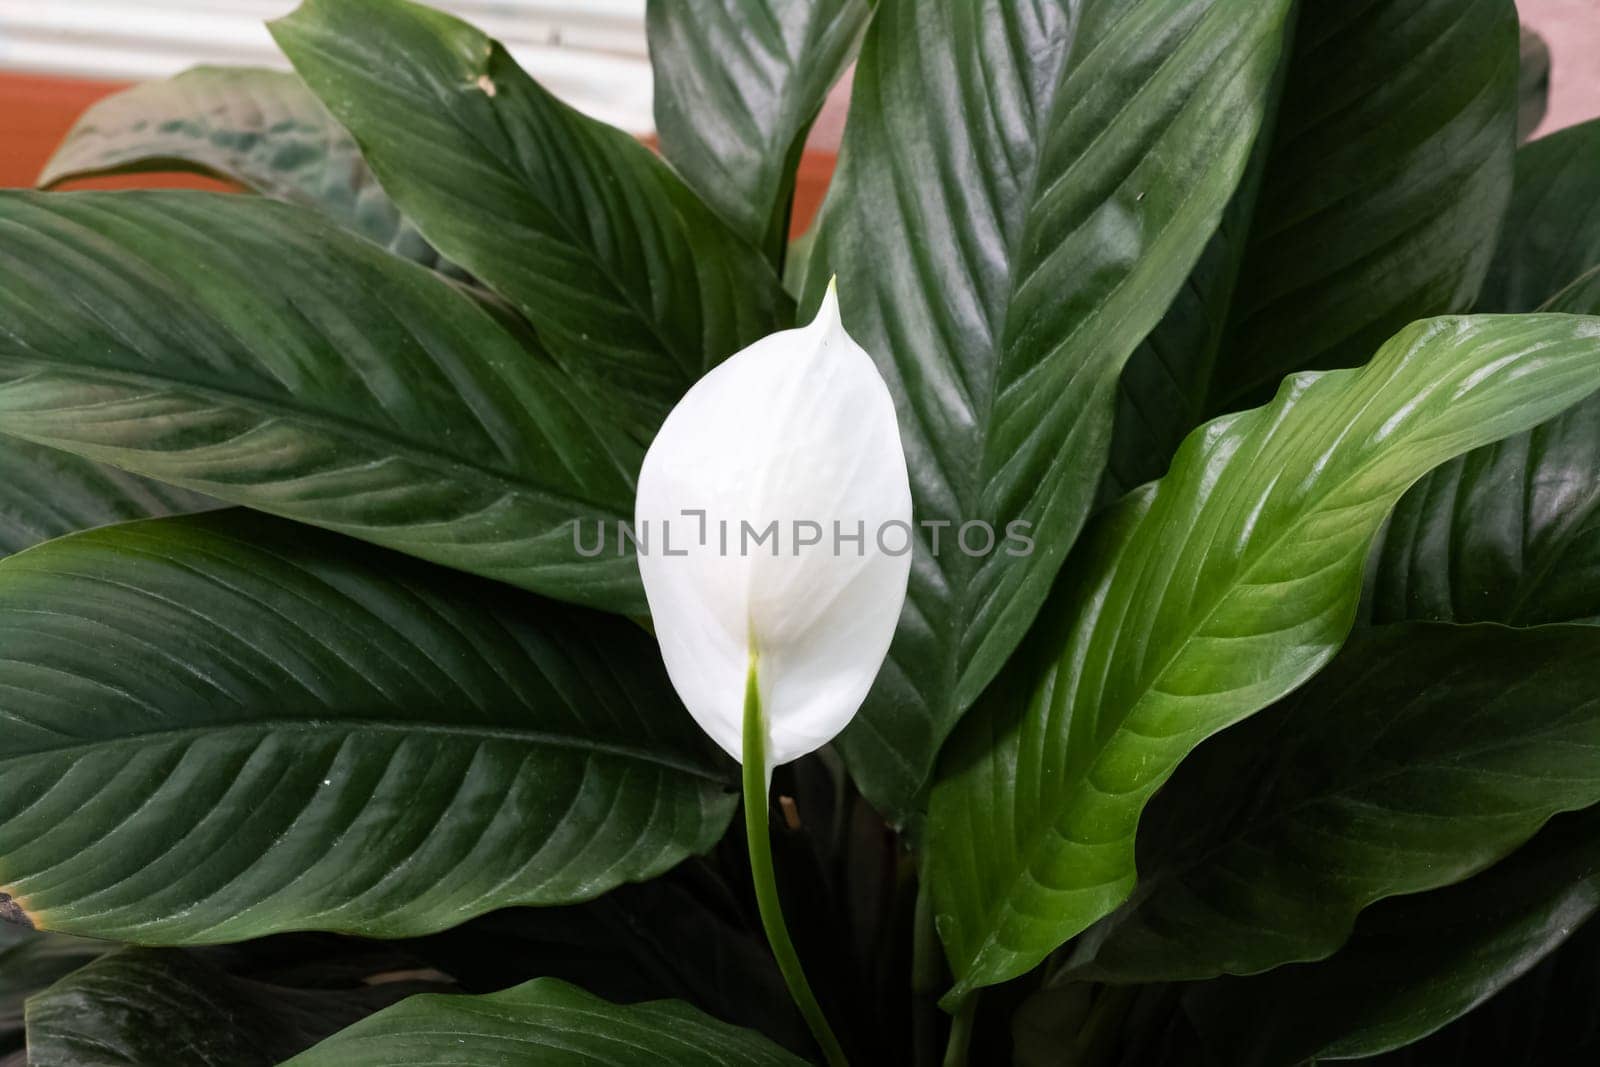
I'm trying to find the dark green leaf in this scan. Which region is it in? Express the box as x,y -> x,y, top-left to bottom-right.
282,977 -> 808,1066
1479,117 -> 1600,313
37,67 -> 452,271
1367,389 -> 1600,626
0,436 -> 212,559
809,0 -> 1297,818
25,947 -> 437,1067
0,926 -> 103,1055
0,191 -> 643,613
272,0 -> 791,438
410,869 -> 810,1056
1099,183 -> 1260,499
1351,919 -> 1600,1065
1518,27 -> 1551,143
1184,805 -> 1600,1065
1111,0 -> 1520,491
1548,265 -> 1600,315
647,0 -> 870,263
1205,0 -> 1518,409
0,511 -> 735,942
1063,622 -> 1600,982
928,314 -> 1600,1000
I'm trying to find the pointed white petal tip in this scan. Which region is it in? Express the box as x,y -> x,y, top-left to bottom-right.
635,281 -> 911,768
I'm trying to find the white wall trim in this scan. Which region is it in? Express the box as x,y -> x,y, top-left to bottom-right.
0,0 -> 655,133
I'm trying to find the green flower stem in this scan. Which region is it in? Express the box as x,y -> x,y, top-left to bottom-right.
942,996 -> 976,1067
743,657 -> 849,1067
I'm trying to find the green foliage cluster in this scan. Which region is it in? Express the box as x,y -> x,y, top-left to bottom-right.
2,1 -> 1599,1063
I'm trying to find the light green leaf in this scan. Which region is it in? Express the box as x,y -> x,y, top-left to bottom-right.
0,436 -> 213,559
1479,117 -> 1600,313
1062,621 -> 1600,982
0,512 -> 735,942
37,66 -> 452,271
647,0 -> 870,263
1111,0 -> 1520,492
1183,805 -> 1600,1065
0,191 -> 644,613
25,947 -> 436,1067
272,0 -> 791,439
282,977 -> 808,1066
928,314 -> 1600,1001
808,0 -> 1297,818
1366,390 -> 1600,626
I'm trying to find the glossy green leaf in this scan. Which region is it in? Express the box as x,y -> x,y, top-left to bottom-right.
1063,622 -> 1600,983
0,927 -> 103,1055
1110,0 -> 1520,494
1353,919 -> 1600,1066
1548,265 -> 1600,315
808,0 -> 1297,818
411,868 -> 809,1056
0,191 -> 644,613
1479,118 -> 1600,313
928,314 -> 1600,1001
1184,805 -> 1600,1065
283,977 -> 808,1066
25,948 -> 436,1067
37,67 -> 452,271
1518,27 -> 1551,143
272,0 -> 791,438
0,436 -> 212,559
1367,390 -> 1600,626
0,511 -> 735,942
1204,0 -> 1518,408
647,0 -> 870,263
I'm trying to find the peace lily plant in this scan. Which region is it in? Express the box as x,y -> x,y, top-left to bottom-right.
637,281 -> 911,1064
2,0 -> 1600,1063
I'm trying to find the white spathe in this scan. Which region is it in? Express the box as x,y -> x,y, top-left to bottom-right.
635,283 -> 913,767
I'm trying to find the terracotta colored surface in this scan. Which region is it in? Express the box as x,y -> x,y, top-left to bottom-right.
0,71 -> 833,234
1520,0 -> 1600,137
0,73 -> 232,191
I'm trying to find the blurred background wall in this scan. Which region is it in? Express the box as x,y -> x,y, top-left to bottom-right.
0,1 -> 1595,213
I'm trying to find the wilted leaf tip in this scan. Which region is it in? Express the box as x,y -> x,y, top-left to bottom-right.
0,891 -> 37,930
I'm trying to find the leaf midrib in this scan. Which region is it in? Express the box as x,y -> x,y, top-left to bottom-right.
0,719 -> 729,784
0,355 -> 627,519
961,377 -> 1394,975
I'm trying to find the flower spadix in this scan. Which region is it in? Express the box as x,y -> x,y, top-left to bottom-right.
635,282 -> 912,768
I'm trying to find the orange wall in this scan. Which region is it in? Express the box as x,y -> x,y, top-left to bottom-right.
0,72 -> 834,231
0,74 -> 232,192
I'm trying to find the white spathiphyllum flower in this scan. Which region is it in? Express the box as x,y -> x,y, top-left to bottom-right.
635,281 -> 912,771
